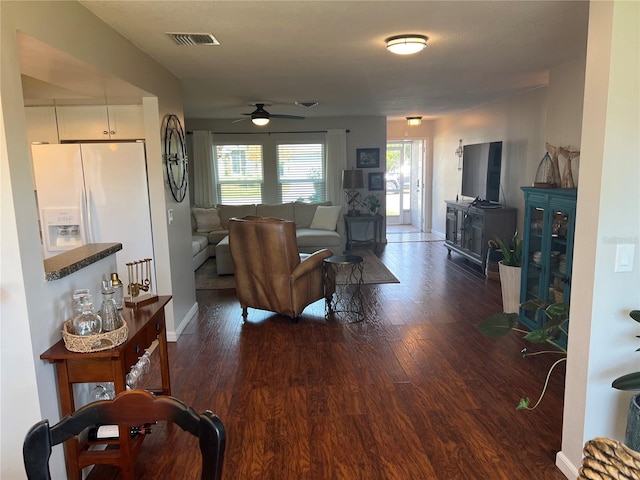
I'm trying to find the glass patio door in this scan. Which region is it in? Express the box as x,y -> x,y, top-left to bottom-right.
385,140 -> 424,227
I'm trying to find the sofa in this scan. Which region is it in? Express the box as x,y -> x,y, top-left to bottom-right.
191,202 -> 345,274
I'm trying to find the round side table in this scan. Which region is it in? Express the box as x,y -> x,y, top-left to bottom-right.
323,255 -> 364,322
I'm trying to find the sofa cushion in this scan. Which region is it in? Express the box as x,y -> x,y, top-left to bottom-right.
207,230 -> 229,245
192,235 -> 208,256
293,201 -> 331,228
217,204 -> 258,228
192,207 -> 223,232
310,205 -> 341,231
296,228 -> 342,248
256,202 -> 295,222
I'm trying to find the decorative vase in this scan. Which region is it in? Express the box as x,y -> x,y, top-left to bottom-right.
498,261 -> 522,314
560,146 -> 580,189
626,392 -> 640,452
545,142 -> 562,187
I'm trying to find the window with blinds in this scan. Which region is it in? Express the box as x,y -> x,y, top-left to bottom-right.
277,143 -> 325,203
214,144 -> 263,204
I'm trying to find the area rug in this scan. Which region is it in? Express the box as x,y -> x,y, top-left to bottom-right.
195,249 -> 399,290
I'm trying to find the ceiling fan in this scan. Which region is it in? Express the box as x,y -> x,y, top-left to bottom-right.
233,103 -> 305,126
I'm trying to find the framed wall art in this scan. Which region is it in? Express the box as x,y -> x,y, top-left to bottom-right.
368,172 -> 384,191
356,148 -> 380,168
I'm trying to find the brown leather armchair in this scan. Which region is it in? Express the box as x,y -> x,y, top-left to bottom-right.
229,216 -> 333,320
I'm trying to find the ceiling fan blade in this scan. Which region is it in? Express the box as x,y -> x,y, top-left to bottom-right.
270,114 -> 305,120
232,117 -> 248,123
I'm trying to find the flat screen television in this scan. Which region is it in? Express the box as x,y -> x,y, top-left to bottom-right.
461,141 -> 502,203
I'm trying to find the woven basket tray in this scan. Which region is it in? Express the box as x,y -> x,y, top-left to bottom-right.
62,317 -> 128,353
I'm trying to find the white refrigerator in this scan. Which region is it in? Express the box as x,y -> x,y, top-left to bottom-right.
31,142 -> 156,287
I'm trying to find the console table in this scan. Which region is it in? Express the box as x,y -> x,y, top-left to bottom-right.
444,201 -> 517,273
343,214 -> 383,251
41,295 -> 172,480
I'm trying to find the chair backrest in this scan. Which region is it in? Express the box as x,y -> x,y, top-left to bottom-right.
229,216 -> 300,311
578,437 -> 640,479
23,390 -> 225,480
229,215 -> 301,277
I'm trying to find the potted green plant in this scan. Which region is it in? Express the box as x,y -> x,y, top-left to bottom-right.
477,299 -> 569,410
611,309 -> 640,451
362,194 -> 381,215
494,234 -> 523,313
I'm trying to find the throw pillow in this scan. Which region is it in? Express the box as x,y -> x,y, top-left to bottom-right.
309,205 -> 341,231
192,207 -> 223,232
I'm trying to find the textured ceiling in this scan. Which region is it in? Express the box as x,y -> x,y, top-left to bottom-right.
28,1 -> 589,121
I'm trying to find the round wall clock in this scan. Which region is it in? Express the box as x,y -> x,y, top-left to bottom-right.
162,114 -> 188,202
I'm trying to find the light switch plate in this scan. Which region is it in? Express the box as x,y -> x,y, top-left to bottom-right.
168,209 -> 174,225
615,244 -> 635,272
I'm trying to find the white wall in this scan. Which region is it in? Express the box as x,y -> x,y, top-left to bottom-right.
0,2 -> 189,477
432,87 -> 547,236
557,1 -> 640,476
429,57 -> 585,239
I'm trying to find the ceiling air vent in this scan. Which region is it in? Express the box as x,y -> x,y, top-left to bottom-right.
166,33 -> 220,46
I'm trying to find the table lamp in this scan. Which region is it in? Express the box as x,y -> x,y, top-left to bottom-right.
342,169 -> 365,216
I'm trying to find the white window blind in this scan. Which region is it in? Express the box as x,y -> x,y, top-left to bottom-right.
277,143 -> 325,203
214,144 -> 263,204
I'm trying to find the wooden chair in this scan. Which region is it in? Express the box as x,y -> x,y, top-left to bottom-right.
578,437 -> 640,479
23,390 -> 225,480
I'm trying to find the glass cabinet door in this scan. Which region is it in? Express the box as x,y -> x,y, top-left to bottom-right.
520,187 -> 576,349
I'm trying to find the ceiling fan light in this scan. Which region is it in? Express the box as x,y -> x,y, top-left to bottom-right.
252,117 -> 270,126
386,35 -> 428,55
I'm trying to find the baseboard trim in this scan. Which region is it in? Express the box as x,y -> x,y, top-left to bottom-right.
555,450 -> 578,479
166,301 -> 198,342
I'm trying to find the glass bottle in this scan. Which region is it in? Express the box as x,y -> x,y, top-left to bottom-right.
110,273 -> 124,309
100,288 -> 120,332
72,295 -> 102,336
72,288 -> 90,316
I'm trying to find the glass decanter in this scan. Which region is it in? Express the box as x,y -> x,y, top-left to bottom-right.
72,295 -> 102,336
100,288 -> 121,332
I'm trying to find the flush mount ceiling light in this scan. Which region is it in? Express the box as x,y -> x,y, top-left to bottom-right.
407,116 -> 422,126
386,34 -> 428,55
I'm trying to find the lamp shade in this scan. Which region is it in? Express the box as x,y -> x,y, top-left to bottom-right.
386,35 -> 428,55
252,117 -> 270,126
342,169 -> 365,189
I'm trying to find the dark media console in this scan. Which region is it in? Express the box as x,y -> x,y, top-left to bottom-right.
469,197 -> 502,209
445,200 -> 517,273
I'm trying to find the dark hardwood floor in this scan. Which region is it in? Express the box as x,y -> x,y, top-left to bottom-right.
87,240 -> 566,479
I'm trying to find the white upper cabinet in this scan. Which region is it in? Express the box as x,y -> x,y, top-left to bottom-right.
25,106 -> 59,144
105,105 -> 145,140
56,105 -> 144,141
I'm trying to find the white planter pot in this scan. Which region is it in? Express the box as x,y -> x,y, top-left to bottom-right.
498,261 -> 522,313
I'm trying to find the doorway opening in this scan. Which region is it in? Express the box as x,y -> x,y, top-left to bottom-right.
385,140 -> 424,230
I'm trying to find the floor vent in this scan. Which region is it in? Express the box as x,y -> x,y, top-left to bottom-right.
166,33 -> 220,46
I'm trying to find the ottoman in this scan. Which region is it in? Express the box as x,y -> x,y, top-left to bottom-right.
215,236 -> 235,275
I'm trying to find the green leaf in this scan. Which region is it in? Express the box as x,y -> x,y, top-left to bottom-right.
521,299 -> 550,312
612,372 -> 640,391
516,397 -> 530,410
543,315 -> 569,330
545,303 -> 570,319
630,310 -> 640,323
477,313 -> 519,338
523,329 -> 551,344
